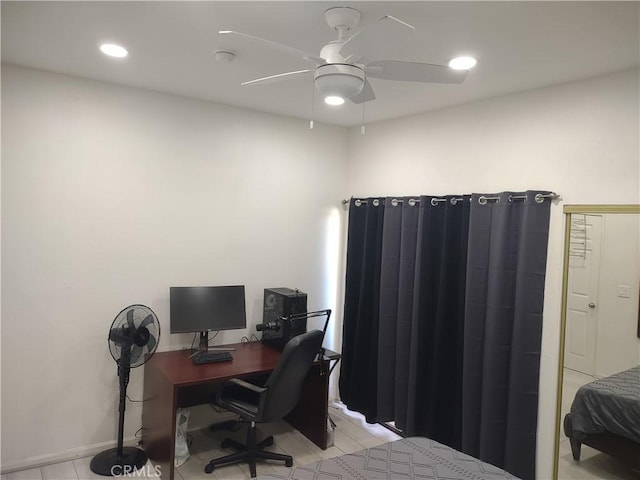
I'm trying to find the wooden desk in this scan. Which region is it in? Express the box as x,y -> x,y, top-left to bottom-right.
141,341 -> 331,480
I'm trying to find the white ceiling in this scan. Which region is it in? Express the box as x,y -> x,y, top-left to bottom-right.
2,1 -> 639,127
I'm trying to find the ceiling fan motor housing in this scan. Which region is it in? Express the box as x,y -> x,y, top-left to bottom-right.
314,63 -> 365,99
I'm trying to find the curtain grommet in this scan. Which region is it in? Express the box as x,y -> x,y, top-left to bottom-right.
372,199 -> 380,207
354,199 -> 362,207
478,195 -> 500,205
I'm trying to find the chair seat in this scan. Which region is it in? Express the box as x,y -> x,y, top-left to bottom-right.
221,398 -> 259,417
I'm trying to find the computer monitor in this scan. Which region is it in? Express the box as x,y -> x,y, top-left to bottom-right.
170,285 -> 247,352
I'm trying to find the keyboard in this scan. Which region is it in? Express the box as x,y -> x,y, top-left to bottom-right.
192,351 -> 233,365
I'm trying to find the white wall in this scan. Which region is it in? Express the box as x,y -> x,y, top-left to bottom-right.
1,64 -> 348,469
346,68 -> 640,479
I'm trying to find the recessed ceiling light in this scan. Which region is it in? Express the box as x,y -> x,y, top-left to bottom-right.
215,51 -> 236,63
448,56 -> 477,70
324,96 -> 345,106
100,43 -> 128,58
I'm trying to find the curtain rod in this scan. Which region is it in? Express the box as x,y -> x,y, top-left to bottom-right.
342,192 -> 560,206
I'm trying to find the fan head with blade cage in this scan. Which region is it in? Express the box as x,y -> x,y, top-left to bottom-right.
108,305 -> 160,368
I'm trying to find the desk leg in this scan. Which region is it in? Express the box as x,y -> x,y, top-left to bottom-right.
142,363 -> 176,480
285,360 -> 329,449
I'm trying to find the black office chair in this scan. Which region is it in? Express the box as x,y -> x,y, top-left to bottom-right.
204,329 -> 324,478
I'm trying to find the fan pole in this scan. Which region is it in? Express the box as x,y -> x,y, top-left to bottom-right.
116,361 -> 129,459
90,351 -> 148,476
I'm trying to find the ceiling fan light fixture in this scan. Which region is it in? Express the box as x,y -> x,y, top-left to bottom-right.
448,56 -> 477,70
314,64 -> 365,100
99,43 -> 128,58
324,96 -> 345,106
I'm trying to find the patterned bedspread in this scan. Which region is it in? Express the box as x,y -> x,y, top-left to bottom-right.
259,436 -> 519,480
570,365 -> 640,443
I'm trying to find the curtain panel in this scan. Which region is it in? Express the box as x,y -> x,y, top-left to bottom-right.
339,191 -> 552,480
339,198 -> 385,422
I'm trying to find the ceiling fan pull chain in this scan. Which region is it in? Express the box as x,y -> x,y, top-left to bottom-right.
361,101 -> 366,135
310,78 -> 316,130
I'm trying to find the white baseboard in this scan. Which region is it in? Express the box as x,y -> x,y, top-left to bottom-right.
1,406 -> 238,474
0,436 -> 140,474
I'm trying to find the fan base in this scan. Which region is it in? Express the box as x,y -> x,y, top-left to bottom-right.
90,447 -> 148,477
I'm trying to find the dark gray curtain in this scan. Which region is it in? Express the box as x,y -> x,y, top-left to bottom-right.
376,197 -> 407,422
375,195 -> 470,445
410,195 -> 470,446
339,191 -> 552,480
339,198 -> 384,422
462,191 -> 551,480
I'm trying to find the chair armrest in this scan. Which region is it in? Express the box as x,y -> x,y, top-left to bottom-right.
215,378 -> 269,420
215,378 -> 267,403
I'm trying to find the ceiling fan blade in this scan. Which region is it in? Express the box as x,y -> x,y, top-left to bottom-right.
220,30 -> 324,65
349,79 -> 376,104
343,53 -> 361,64
366,61 -> 468,83
339,15 -> 414,59
241,69 -> 314,87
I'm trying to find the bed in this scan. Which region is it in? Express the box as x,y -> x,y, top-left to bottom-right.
563,364 -> 640,471
259,436 -> 519,479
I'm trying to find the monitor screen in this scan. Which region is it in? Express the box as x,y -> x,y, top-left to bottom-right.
170,285 -> 247,333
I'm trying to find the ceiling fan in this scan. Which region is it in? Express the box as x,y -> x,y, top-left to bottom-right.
220,7 -> 475,106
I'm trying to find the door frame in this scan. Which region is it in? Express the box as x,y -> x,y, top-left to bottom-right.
552,204 -> 640,479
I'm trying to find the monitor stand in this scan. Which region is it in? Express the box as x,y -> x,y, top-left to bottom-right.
195,331 -> 235,354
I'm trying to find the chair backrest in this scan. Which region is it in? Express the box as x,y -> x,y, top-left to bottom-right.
261,329 -> 324,421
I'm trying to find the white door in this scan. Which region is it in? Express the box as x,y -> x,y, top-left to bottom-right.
564,214 -> 603,376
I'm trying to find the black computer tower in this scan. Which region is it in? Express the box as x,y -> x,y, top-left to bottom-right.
261,288 -> 307,350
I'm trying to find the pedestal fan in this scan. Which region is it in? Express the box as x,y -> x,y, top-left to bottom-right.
90,305 -> 160,476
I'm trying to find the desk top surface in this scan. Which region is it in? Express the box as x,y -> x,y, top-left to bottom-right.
149,341 -> 281,387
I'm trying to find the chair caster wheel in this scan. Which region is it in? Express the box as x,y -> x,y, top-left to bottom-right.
221,439 -> 231,449
204,464 -> 215,474
285,459 -> 293,467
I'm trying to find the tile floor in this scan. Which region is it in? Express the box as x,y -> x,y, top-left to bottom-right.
172,401 -> 401,479
1,402 -> 400,480
4,396 -> 637,479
